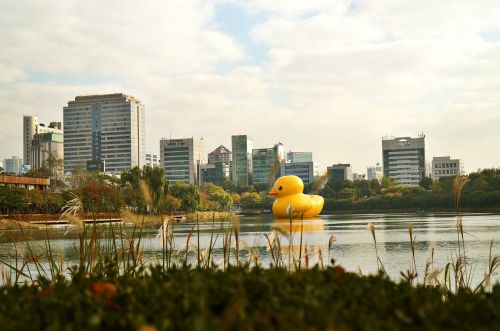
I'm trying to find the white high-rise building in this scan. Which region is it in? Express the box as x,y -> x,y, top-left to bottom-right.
145,153 -> 159,167
367,163 -> 383,181
382,135 -> 426,186
160,138 -> 205,184
431,156 -> 463,180
63,94 -> 146,174
3,156 -> 23,174
31,132 -> 64,171
23,115 -> 62,166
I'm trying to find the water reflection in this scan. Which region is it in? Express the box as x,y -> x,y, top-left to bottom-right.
0,212 -> 498,286
272,218 -> 325,233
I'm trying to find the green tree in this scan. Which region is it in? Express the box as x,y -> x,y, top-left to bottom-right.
78,182 -> 123,214
419,177 -> 433,190
339,188 -> 357,200
200,183 -> 233,211
141,166 -> 166,212
369,179 -> 381,194
170,182 -> 201,212
259,192 -> 275,209
162,195 -> 182,213
239,192 -> 262,209
0,187 -> 26,214
381,177 -> 396,189
120,166 -> 166,213
353,180 -> 373,198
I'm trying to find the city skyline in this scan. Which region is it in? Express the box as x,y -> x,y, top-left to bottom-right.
1,1 -> 500,174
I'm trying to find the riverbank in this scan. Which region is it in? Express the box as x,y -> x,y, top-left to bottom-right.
0,268 -> 498,331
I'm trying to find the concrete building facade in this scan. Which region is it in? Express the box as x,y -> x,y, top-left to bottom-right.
63,94 -> 146,174
327,163 -> 353,181
0,175 -> 50,191
231,135 -> 253,185
23,115 -> 62,166
30,132 -> 64,171
382,136 -> 426,186
160,138 -> 205,184
431,156 -> 463,180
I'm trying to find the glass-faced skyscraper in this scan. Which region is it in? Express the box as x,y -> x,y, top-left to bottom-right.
252,143 -> 285,188
63,94 -> 146,174
231,135 -> 253,185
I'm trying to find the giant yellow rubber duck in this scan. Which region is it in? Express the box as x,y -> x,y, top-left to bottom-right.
268,175 -> 324,218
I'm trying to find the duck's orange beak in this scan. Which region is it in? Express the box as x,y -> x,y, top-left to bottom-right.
268,190 -> 278,196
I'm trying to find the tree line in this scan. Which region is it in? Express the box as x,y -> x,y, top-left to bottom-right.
1,160 -> 500,214
319,169 -> 500,211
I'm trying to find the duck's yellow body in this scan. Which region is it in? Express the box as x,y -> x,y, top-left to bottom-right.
269,175 -> 324,218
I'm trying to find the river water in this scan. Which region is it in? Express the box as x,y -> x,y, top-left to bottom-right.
1,212 -> 499,286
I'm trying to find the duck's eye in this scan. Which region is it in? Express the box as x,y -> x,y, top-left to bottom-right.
278,186 -> 283,191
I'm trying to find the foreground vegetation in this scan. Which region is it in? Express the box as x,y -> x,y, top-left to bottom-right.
0,267 -> 499,331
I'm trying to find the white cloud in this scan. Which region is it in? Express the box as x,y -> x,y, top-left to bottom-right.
1,0 -> 500,173
0,63 -> 26,84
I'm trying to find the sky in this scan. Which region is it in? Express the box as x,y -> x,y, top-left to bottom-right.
1,0 -> 500,174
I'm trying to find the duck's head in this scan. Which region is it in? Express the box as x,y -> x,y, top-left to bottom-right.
269,175 -> 304,198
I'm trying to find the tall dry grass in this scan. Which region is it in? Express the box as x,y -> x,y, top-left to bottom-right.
0,174 -> 498,296
370,175 -> 500,294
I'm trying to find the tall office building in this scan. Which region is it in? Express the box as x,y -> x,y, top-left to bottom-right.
31,132 -> 64,171
160,138 -> 205,184
281,151 -> 315,185
382,135 -> 426,186
231,135 -> 253,185
3,156 -> 23,174
327,163 -> 353,181
287,152 -> 313,163
367,163 -> 383,181
200,145 -> 231,184
281,162 -> 315,186
23,115 -> 62,166
63,94 -> 146,174
431,156 -> 463,180
252,143 -> 285,188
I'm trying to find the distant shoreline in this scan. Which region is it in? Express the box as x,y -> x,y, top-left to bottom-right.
321,207 -> 500,214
